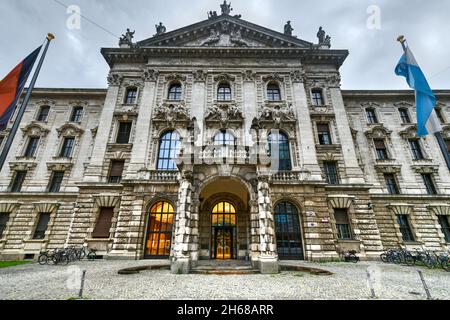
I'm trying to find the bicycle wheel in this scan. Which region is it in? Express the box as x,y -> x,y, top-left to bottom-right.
441,258 -> 450,272
404,254 -> 415,266
380,253 -> 388,263
38,254 -> 48,265
87,251 -> 96,261
424,256 -> 437,269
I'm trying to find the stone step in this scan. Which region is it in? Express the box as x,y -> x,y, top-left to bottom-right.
191,265 -> 259,275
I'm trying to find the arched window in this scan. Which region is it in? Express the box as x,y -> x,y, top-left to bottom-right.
144,201 -> 174,258
213,130 -> 235,146
274,201 -> 303,260
37,106 -> 50,122
168,83 -> 182,101
311,89 -> 324,106
157,131 -> 180,171
217,82 -> 232,101
267,83 -> 281,101
211,201 -> 236,260
268,131 -> 292,171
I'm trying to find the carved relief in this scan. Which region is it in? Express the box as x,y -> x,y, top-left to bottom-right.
56,123 -> 84,138
262,73 -> 284,83
290,70 -> 305,83
107,73 -> 123,86
256,102 -> 296,128
214,74 -> 236,83
193,70 -> 207,82
165,73 -> 187,83
142,68 -> 159,82
205,103 -> 243,126
21,122 -> 50,137
153,102 -> 190,126
242,70 -> 256,81
364,125 -> 392,139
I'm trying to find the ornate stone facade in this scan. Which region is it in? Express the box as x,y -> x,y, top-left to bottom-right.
0,5 -> 449,273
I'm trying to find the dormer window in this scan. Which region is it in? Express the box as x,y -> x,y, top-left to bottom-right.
366,108 -> 378,124
311,89 -> 324,106
37,106 -> 50,122
217,83 -> 232,101
168,83 -> 182,101
125,88 -> 137,104
399,108 -> 411,124
267,83 -> 281,101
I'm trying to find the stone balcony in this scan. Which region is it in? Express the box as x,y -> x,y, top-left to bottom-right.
270,170 -> 312,184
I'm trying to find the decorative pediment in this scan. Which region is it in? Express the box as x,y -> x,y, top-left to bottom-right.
412,165 -> 439,174
387,203 -> 414,215
427,205 -> 450,216
328,195 -> 355,209
56,123 -> 84,138
34,99 -> 56,108
122,78 -> 144,89
137,15 -> 312,49
262,73 -> 284,83
374,164 -> 401,174
205,103 -> 243,126
47,162 -> 73,171
364,125 -> 392,139
361,102 -> 381,109
399,125 -> 419,139
93,195 -> 120,208
214,73 -> 235,83
394,101 -> 414,108
257,102 -> 296,128
9,161 -> 37,171
153,102 -> 190,126
114,104 -> 139,116
33,202 -> 60,214
21,122 -> 50,137
165,73 -> 187,83
0,202 -> 20,213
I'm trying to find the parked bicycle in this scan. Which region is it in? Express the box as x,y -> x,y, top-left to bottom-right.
340,250 -> 360,263
380,248 -> 450,272
38,246 -> 97,266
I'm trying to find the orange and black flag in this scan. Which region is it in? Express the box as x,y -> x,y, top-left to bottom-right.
0,46 -> 41,130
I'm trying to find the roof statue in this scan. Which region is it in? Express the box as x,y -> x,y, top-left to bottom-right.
284,21 -> 294,36
119,28 -> 135,47
155,22 -> 166,36
317,26 -> 331,48
220,1 -> 232,15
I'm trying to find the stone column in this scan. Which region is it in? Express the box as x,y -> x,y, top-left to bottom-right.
192,73 -> 206,149
257,175 -> 279,274
243,77 -> 257,145
171,170 -> 194,274
329,86 -> 365,184
291,80 -> 322,180
84,74 -> 121,182
125,73 -> 158,178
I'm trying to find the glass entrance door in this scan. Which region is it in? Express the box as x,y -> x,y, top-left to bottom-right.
211,201 -> 236,260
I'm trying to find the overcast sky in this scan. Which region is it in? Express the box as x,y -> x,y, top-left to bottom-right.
1,0 -> 449,90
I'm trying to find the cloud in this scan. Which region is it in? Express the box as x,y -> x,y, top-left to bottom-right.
0,0 -> 448,90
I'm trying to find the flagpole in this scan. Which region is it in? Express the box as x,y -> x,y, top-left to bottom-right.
0,34 -> 55,172
397,35 -> 450,170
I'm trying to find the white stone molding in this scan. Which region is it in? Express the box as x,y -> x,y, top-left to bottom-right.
107,72 -> 123,86
290,70 -> 305,83
46,162 -> 73,171
0,202 -> 20,213
9,161 -> 37,171
94,195 -> 120,208
21,122 -> 50,137
364,124 -> 392,139
142,68 -> 159,82
213,73 -> 236,83
242,70 -> 256,81
33,202 -> 60,214
427,205 -> 450,216
262,73 -> 285,83
327,195 -> 355,209
165,73 -> 187,83
387,203 -> 414,215
411,165 -> 439,174
56,123 -> 84,138
193,70 -> 207,82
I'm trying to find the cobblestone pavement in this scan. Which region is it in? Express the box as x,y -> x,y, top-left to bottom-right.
0,260 -> 449,300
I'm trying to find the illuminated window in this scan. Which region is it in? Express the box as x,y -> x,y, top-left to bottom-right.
145,201 -> 174,258
157,131 -> 181,171
211,202 -> 236,260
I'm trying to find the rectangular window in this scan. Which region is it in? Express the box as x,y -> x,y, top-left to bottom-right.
10,171 -> 26,192
37,106 -> 50,122
70,107 -> 83,122
334,209 -> 352,240
92,207 -> 114,239
59,137 -> 75,158
311,90 -> 324,106
438,216 -> 450,242
422,173 -> 437,195
108,160 -> 125,183
384,174 -> 400,195
317,123 -> 332,145
409,139 -> 424,160
435,108 -> 446,124
399,109 -> 411,124
374,139 -> 389,160
397,215 -> 415,242
33,213 -> 51,240
324,161 -> 339,185
116,122 -> 132,144
366,109 -> 378,124
48,171 -> 64,193
24,137 -> 40,157
125,89 -> 137,104
0,213 -> 10,238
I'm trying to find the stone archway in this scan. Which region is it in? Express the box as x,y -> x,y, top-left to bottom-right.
198,177 -> 252,261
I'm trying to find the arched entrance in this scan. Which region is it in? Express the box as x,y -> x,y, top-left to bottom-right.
274,201 -> 304,260
144,201 -> 174,259
211,201 -> 237,260
198,177 -> 252,261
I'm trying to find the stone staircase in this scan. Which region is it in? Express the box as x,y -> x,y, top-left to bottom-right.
191,260 -> 259,275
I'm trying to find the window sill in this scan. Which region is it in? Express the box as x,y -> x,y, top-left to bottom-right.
23,239 -> 47,244
87,238 -> 112,242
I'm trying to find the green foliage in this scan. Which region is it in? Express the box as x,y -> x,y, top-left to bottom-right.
0,261 -> 32,269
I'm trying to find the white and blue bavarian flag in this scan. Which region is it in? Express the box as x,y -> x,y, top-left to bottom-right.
395,44 -> 442,136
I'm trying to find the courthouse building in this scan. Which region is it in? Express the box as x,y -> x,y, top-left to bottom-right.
0,3 -> 449,273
